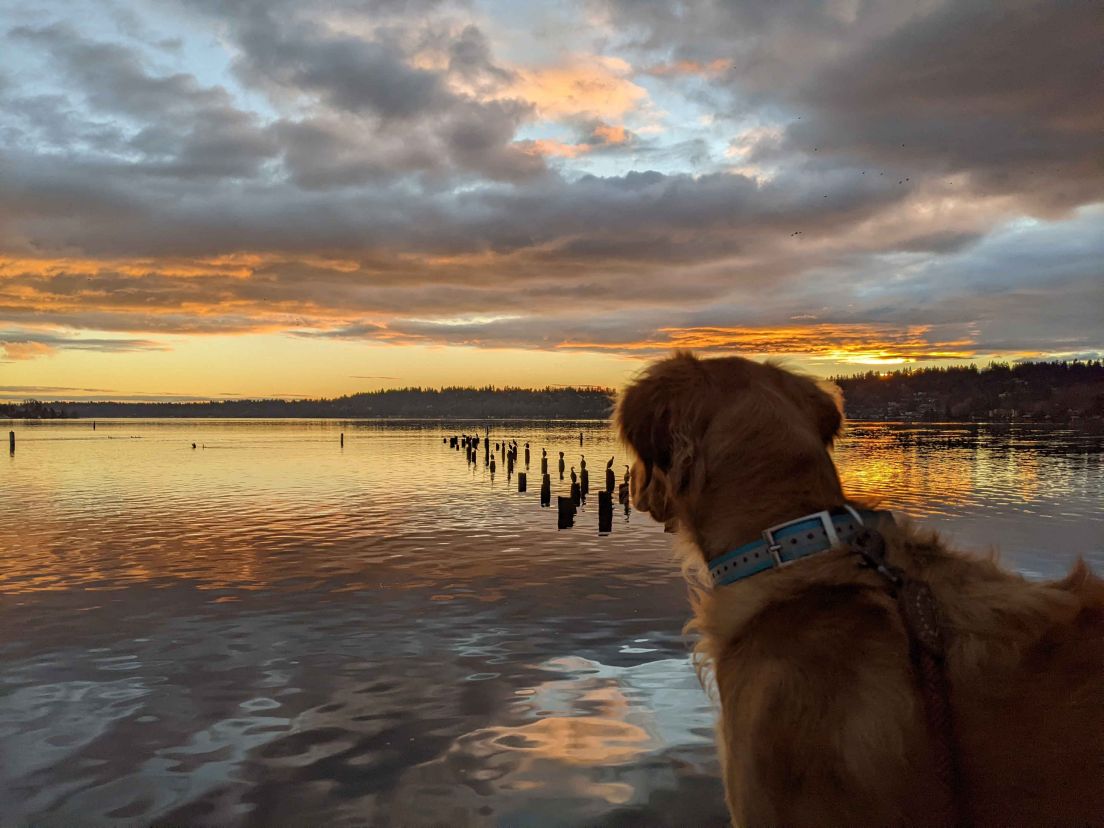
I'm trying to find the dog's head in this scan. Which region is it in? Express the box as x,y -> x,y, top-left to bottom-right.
615,352 -> 844,528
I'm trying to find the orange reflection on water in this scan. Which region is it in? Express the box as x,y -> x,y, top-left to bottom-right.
0,420 -> 657,595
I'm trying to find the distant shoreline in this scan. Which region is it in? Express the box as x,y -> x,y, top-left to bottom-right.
3,360 -> 1101,423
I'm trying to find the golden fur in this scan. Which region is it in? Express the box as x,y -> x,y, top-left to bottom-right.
616,351 -> 1103,827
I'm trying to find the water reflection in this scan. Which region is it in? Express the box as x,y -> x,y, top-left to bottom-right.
1,419 -> 1101,825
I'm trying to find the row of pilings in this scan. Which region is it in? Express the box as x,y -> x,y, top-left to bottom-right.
444,432 -> 630,533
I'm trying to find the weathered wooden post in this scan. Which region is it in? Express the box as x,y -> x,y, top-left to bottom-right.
92,421 -> 96,431
340,432 -> 344,447
507,452 -> 514,475
541,449 -> 548,475
598,491 -> 613,533
484,439 -> 490,464
518,472 -> 527,492
579,431 -> 583,445
558,496 -> 575,528
540,473 -> 551,506
9,430 -> 14,454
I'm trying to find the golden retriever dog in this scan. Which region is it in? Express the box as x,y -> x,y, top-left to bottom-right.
616,351 -> 1103,827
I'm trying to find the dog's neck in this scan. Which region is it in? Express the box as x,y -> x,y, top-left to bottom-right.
685,448 -> 848,563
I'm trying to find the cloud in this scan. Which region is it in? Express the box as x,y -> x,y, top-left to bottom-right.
0,384 -> 116,394
508,56 -> 648,120
596,0 -> 1103,214
0,330 -> 166,360
9,23 -> 278,180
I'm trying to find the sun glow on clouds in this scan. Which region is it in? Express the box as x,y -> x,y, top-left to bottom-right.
556,324 -> 978,364
508,56 -> 647,121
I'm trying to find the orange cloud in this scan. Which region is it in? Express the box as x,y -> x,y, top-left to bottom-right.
557,324 -> 977,363
2,341 -> 56,360
516,123 -> 633,159
509,56 -> 647,120
516,138 -> 592,159
645,58 -> 731,78
591,123 -> 630,144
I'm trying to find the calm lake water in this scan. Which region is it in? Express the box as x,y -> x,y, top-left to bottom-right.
2,419 -> 1102,826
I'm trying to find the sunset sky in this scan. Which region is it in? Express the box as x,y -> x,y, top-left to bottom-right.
1,0 -> 1101,401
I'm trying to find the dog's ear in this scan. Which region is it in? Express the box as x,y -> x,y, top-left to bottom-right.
616,352 -> 704,494
769,362 -> 844,446
629,460 -> 677,522
810,380 -> 844,445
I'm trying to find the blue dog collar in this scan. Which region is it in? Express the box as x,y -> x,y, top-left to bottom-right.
708,505 -> 893,588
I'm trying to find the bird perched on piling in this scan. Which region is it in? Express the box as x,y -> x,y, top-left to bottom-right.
559,451 -> 566,479
524,442 -> 530,466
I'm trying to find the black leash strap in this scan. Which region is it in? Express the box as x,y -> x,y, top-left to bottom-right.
853,529 -> 968,827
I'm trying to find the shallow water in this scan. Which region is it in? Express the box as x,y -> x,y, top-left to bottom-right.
1,419 -> 1101,826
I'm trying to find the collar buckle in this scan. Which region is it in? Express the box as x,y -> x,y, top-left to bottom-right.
761,509 -> 843,567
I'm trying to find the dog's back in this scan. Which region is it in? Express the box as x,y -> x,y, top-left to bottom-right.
702,545 -> 1104,827
953,560 -> 1104,826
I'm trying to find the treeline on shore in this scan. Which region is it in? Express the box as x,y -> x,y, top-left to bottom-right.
6,386 -> 617,420
835,360 -> 1104,422
5,361 -> 1102,422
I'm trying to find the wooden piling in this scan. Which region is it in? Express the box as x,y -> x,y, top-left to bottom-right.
540,473 -> 551,507
570,481 -> 581,506
580,469 -> 589,498
340,432 -> 344,447
9,430 -> 14,454
618,481 -> 629,505
92,421 -> 96,431
606,467 -> 615,493
518,472 -> 527,492
557,496 -> 575,528
598,491 -> 613,533
541,455 -> 548,475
